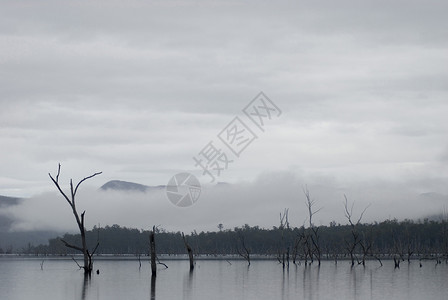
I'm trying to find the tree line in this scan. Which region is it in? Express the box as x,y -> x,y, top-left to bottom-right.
23,219 -> 448,262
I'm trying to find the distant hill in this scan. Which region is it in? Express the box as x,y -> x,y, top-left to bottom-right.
100,180 -> 165,192
419,192 -> 448,203
0,195 -> 23,231
0,195 -> 22,207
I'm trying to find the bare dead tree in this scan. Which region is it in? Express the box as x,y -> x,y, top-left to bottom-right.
358,228 -> 382,267
296,224 -> 313,265
292,234 -> 303,265
236,231 -> 251,266
150,226 -> 157,277
49,164 -> 101,274
343,195 -> 370,267
304,188 -> 323,266
148,226 -> 168,271
277,208 -> 290,269
182,232 -> 195,270
393,233 -> 405,269
403,226 -> 415,263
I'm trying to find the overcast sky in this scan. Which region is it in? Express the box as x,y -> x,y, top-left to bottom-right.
1,0 -> 447,232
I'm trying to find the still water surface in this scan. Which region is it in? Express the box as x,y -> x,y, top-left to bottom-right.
1,257 -> 447,300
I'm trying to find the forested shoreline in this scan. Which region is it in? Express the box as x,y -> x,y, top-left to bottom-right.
18,219 -> 448,265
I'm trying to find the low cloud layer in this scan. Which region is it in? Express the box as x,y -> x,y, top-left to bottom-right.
3,171 -> 446,234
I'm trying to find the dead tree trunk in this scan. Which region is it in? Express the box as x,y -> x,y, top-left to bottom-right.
302,231 -> 313,265
345,238 -> 358,266
292,236 -> 302,265
343,195 -> 370,267
393,234 -> 405,269
359,239 -> 370,266
182,232 -> 195,270
278,209 -> 289,269
237,232 -> 251,266
49,164 -> 101,274
304,188 -> 322,266
150,226 -> 157,277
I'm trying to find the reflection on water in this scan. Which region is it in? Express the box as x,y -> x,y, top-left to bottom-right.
81,274 -> 90,300
1,258 -> 448,300
150,275 -> 156,300
183,269 -> 194,300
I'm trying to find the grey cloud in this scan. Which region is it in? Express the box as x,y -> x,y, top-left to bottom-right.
0,0 -> 447,227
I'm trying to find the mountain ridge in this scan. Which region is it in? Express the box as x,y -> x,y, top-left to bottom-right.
100,180 -> 165,192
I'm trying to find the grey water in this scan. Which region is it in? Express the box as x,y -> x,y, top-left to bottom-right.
1,257 -> 447,300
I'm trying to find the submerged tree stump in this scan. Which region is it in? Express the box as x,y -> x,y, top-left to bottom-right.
182,232 -> 194,271
150,226 -> 157,276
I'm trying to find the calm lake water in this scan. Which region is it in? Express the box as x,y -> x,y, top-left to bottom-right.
1,257 -> 447,300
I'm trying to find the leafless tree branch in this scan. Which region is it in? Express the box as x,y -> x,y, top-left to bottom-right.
71,257 -> 83,269
61,239 -> 83,252
49,164 -> 102,274
74,172 -> 102,196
